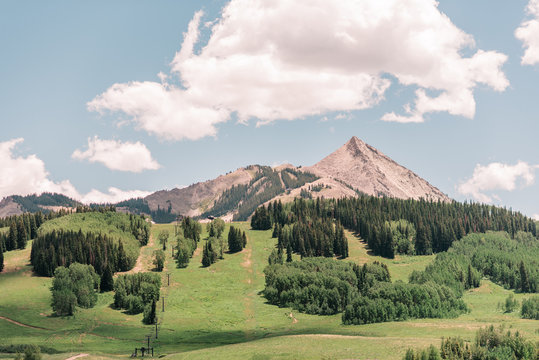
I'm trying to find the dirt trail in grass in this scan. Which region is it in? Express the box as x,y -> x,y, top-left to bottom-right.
241,244 -> 256,340
0,315 -> 49,330
65,354 -> 88,360
123,234 -> 155,274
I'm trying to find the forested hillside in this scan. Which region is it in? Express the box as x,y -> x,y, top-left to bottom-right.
201,166 -> 319,221
31,211 -> 150,276
252,197 -> 536,258
11,193 -> 81,213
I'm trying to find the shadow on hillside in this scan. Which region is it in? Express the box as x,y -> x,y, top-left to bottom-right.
155,325 -> 378,354
350,231 -> 378,257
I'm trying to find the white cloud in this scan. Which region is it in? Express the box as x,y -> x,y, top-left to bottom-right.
516,0 -> 539,65
79,187 -> 152,204
532,214 -> 539,220
89,0 -> 508,140
72,136 -> 161,172
458,161 -> 536,203
0,138 -> 151,204
0,138 -> 79,199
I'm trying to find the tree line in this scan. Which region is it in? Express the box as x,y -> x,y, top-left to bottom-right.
253,200 -> 349,259
273,219 -> 348,259
252,196 -> 536,258
31,230 -> 132,277
1,212 -> 48,252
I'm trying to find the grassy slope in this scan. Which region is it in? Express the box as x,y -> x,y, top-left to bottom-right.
0,223 -> 537,360
38,212 -> 141,264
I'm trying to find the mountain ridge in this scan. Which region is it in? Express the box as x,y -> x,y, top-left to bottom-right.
0,137 -> 449,220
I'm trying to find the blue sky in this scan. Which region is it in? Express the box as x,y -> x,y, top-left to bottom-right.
1,0 -> 539,218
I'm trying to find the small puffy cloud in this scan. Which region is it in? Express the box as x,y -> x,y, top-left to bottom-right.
516,0 -> 539,65
532,214 -> 539,220
458,161 -> 536,203
0,138 -> 151,204
89,0 -> 508,140
72,136 -> 161,172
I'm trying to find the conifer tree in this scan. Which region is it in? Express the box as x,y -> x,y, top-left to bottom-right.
16,219 -> 27,249
143,300 -> 157,325
202,241 -> 212,267
30,216 -> 38,239
286,243 -> 292,262
520,261 -> 530,292
228,226 -> 243,253
100,264 -> 114,292
466,264 -> 474,289
7,222 -> 17,251
117,240 -> 129,271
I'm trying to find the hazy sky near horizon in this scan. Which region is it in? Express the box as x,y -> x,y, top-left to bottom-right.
1,0 -> 539,218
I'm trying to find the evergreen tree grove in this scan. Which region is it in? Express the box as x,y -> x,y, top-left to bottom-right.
228,226 -> 247,253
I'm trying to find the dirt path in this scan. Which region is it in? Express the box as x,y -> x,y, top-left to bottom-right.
0,315 -> 49,330
120,234 -> 156,274
241,243 -> 256,340
65,354 -> 89,360
192,245 -> 202,258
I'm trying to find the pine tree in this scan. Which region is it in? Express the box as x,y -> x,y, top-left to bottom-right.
520,261 -> 530,293
29,216 -> 37,239
466,264 -> 474,289
100,264 -> 114,292
7,222 -> 17,251
143,300 -> 157,325
117,240 -> 129,271
16,219 -> 27,249
208,223 -> 215,237
242,231 -> 247,248
202,241 -> 211,267
228,226 -> 243,253
286,243 -> 292,262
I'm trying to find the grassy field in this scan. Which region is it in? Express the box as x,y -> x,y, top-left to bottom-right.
0,221 -> 537,360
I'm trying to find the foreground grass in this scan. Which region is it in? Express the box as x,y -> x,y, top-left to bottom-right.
0,222 -> 537,360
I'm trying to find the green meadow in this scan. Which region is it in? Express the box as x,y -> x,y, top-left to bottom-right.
0,222 -> 537,359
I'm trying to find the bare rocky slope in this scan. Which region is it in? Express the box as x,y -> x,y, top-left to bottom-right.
0,197 -> 23,218
145,166 -> 256,218
305,136 -> 449,202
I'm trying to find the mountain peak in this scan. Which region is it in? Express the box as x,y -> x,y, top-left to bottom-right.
344,136 -> 369,157
307,137 -> 449,202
